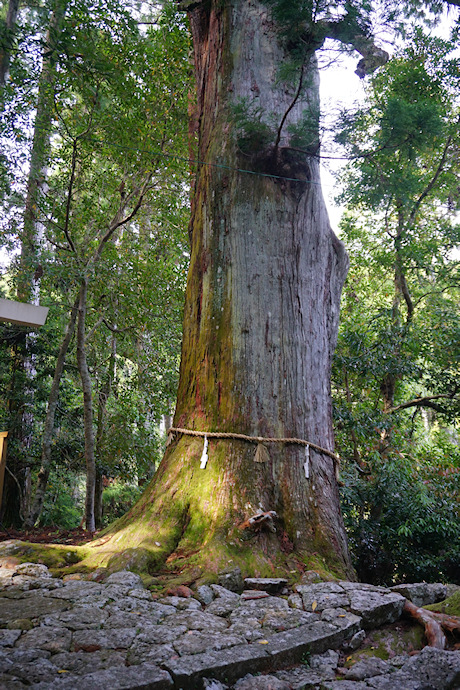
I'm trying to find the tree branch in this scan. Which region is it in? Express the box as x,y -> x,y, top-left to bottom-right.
408,135 -> 453,229
320,18 -> 389,78
390,393 -> 459,413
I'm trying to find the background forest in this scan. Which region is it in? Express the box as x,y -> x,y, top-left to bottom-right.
0,0 -> 459,585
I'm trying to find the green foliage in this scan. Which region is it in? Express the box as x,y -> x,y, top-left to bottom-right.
40,469 -> 84,529
101,481 -> 142,526
341,453 -> 460,584
231,98 -> 276,154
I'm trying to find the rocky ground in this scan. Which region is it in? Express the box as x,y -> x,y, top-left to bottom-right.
0,544 -> 459,689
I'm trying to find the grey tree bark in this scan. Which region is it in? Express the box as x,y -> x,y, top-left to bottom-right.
23,296 -> 79,528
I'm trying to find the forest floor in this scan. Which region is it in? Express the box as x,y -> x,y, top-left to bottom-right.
0,527 -> 96,546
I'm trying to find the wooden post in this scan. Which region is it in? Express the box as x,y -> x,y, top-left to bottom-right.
0,433 -> 8,513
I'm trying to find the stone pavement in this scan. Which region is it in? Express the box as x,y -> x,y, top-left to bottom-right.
0,558 -> 459,689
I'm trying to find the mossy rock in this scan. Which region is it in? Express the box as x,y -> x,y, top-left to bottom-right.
424,590 -> 460,616
106,547 -> 158,575
344,621 -> 425,667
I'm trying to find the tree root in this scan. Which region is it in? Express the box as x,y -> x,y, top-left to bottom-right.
403,599 -> 460,649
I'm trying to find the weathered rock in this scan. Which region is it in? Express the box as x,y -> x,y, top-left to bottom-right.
32,663 -> 173,689
127,642 -> 176,665
345,657 -> 392,680
104,599 -> 175,620
342,629 -> 366,651
300,570 -> 323,584
14,626 -> 72,653
391,582 -> 447,607
0,592 -> 69,623
348,589 -> 405,630
15,563 -> 52,579
6,657 -> 59,684
226,618 -> 265,642
6,619 -> 33,631
196,585 -> 215,606
233,674 -> 292,689
369,646 -> 460,690
72,627 -> 137,651
105,570 -> 144,589
241,590 -> 270,600
202,679 -> 228,690
42,607 -> 109,630
288,593 -> 303,610
49,649 -> 126,674
243,578 -> 288,594
295,583 -> 350,612
173,631 -> 246,656
266,619 -> 359,665
133,624 -> 188,645
262,608 -> 316,632
275,650 -> 339,688
322,682 -> 369,689
164,644 -> 272,687
274,666 -> 328,689
217,567 -> 244,593
47,581 -> 104,599
0,629 -> 21,646
158,595 -> 202,610
167,610 -> 229,632
207,586 -> 241,616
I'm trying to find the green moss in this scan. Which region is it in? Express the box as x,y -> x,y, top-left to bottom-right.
424,590 -> 460,616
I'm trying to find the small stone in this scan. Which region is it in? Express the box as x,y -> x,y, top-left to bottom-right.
15,626 -> 72,653
173,630 -> 246,656
72,627 -> 136,651
299,570 -> 323,584
217,567 -> 244,593
241,590 -> 269,600
234,674 -> 291,689
104,570 -> 144,589
203,679 -> 228,690
15,563 -> 51,579
390,582 -> 447,607
0,629 -> 21,646
196,585 -> 215,605
345,657 -> 392,681
288,593 -> 303,610
243,578 -> 288,594
342,629 -> 366,651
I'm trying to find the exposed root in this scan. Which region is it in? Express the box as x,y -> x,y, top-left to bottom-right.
403,599 -> 460,649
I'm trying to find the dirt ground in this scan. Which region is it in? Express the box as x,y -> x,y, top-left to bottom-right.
0,526 -> 97,546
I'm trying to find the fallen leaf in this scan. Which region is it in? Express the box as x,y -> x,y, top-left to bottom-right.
312,600 -> 317,611
257,640 -> 269,644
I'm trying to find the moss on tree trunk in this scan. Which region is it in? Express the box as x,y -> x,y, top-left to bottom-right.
77,0 -> 354,582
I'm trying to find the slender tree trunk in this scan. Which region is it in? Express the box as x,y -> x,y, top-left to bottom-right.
94,333 -> 116,529
87,0 -> 353,579
23,296 -> 79,528
76,279 -> 96,533
0,0 -> 19,86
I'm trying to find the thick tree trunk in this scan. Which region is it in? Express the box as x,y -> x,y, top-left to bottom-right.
23,297 -> 79,528
87,0 -> 353,579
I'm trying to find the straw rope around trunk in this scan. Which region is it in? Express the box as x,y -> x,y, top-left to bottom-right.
167,426 -> 340,466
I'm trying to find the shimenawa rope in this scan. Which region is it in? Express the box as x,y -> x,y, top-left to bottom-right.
167,426 -> 340,466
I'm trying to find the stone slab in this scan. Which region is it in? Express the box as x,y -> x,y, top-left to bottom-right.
163,644 -> 271,688
0,594 -> 69,623
265,619 -> 359,665
31,663 -> 173,689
